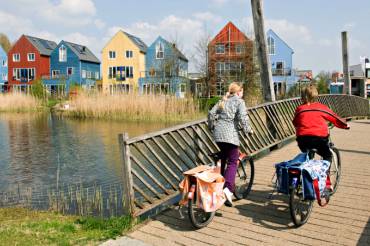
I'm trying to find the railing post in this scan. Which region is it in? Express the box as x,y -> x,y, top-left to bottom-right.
118,133 -> 135,216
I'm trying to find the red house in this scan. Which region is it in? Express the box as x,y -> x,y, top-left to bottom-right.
207,22 -> 254,96
8,35 -> 57,92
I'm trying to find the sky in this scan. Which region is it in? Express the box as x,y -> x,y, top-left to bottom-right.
0,0 -> 369,75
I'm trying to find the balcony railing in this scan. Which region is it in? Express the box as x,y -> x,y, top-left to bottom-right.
272,68 -> 292,76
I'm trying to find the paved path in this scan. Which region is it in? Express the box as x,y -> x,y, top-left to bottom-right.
112,120 -> 370,246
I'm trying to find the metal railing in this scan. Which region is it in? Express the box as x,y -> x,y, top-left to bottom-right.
118,95 -> 369,217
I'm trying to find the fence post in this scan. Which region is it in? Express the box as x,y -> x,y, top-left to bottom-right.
118,133 -> 135,216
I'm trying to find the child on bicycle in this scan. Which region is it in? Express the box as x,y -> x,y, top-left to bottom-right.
208,82 -> 253,207
293,83 -> 350,162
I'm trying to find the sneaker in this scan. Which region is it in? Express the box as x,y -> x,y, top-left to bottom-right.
223,187 -> 233,207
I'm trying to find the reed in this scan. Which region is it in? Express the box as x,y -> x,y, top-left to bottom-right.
63,92 -> 203,122
0,93 -> 43,112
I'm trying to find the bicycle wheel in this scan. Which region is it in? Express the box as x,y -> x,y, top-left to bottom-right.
188,193 -> 215,229
329,147 -> 341,195
289,185 -> 314,227
234,157 -> 255,200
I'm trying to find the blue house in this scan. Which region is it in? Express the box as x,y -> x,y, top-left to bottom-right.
267,29 -> 297,96
44,40 -> 100,94
139,36 -> 189,98
0,46 -> 7,92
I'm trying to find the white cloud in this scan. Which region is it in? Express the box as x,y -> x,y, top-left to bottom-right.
94,19 -> 106,30
0,11 -> 34,39
318,38 -> 333,47
41,0 -> 96,26
266,19 -> 312,44
193,12 -> 222,24
342,22 -> 356,30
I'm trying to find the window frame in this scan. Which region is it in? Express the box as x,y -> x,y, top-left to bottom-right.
156,42 -> 164,59
27,53 -> 35,62
109,51 -> 116,59
215,44 -> 225,54
267,36 -> 275,55
59,45 -> 67,62
13,53 -> 20,62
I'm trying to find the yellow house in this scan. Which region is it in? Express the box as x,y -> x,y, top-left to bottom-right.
101,30 -> 147,94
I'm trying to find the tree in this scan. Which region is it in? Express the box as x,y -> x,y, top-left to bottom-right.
314,71 -> 331,94
193,29 -> 211,77
0,33 -> 12,52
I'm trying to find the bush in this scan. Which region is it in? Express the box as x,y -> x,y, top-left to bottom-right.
197,96 -> 221,111
31,79 -> 45,99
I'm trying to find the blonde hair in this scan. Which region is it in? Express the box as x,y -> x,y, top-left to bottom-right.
301,83 -> 318,103
219,82 -> 243,109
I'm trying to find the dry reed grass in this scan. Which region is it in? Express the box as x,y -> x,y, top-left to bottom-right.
0,93 -> 42,112
64,92 -> 203,122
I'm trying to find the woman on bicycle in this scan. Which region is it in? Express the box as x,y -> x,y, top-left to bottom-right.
293,83 -> 350,162
208,82 -> 253,207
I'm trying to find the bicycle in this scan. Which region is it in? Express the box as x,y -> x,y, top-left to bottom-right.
288,127 -> 341,227
187,151 -> 255,229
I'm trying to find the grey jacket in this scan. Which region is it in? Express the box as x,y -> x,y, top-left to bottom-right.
208,95 -> 252,146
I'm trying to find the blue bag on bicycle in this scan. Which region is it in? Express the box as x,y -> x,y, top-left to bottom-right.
275,153 -> 307,195
275,153 -> 331,201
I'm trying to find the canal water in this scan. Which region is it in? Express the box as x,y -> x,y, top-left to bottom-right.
0,113 -> 175,216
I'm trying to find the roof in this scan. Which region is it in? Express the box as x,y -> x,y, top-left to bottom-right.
25,35 -> 57,56
209,21 -> 251,45
62,41 -> 100,64
123,31 -> 148,53
156,36 -> 188,62
266,29 -> 294,53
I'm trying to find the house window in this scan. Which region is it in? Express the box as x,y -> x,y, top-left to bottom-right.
216,81 -> 225,96
216,62 -> 225,75
276,62 -> 284,75
67,67 -> 73,76
27,53 -> 35,61
13,53 -> 20,62
59,45 -> 67,62
109,51 -> 116,59
126,50 -> 133,58
95,71 -> 99,79
215,44 -> 225,54
156,42 -> 164,59
82,70 -> 86,79
52,70 -> 60,79
2,59 -> 7,67
236,44 -> 242,54
267,36 -> 275,55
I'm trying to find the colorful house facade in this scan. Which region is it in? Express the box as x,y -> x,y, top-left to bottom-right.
101,30 -> 147,94
267,29 -> 297,96
43,40 -> 100,94
207,22 -> 254,97
7,35 -> 57,92
0,45 -> 7,92
138,36 -> 189,98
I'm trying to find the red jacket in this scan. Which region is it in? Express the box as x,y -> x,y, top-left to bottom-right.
293,102 -> 348,137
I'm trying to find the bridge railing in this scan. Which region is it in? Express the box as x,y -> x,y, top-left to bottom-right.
118,95 -> 369,217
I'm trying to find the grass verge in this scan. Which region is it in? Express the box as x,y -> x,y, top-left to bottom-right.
0,208 -> 136,246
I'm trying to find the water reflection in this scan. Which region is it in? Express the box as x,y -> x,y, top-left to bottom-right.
0,113 -> 173,216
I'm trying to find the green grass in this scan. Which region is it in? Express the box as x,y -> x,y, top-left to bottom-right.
0,208 -> 136,246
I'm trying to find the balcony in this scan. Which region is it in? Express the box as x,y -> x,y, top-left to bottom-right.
272,68 -> 292,76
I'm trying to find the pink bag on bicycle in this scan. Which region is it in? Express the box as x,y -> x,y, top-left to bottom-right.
179,165 -> 226,212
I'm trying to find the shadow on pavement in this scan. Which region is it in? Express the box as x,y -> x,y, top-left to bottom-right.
357,216 -> 370,245
153,188 -> 295,232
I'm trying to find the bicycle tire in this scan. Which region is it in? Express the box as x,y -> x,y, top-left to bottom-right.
188,194 -> 215,229
329,147 -> 341,195
289,186 -> 314,227
234,157 -> 255,200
